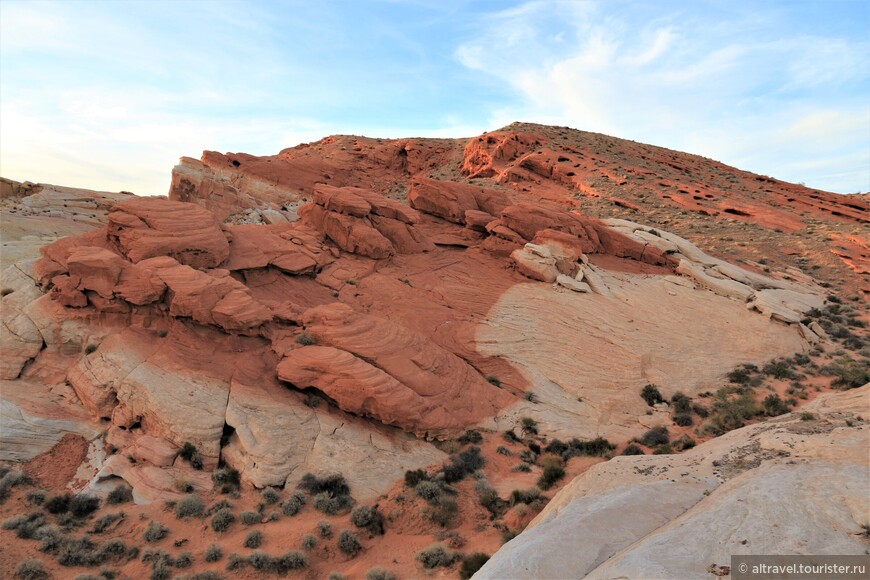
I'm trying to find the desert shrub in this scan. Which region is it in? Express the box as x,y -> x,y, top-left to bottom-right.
476,481 -> 502,516
260,488 -> 279,505
35,524 -> 63,553
92,513 -> 123,534
822,357 -> 870,389
317,520 -> 333,538
670,392 -> 692,414
423,497 -> 458,527
496,446 -> 512,456
314,492 -> 354,515
692,403 -> 709,418
404,469 -> 428,487
206,499 -> 233,515
460,552 -> 491,580
762,359 -> 797,380
637,426 -> 670,447
415,480 -> 442,503
672,435 -> 696,451
175,495 -> 204,519
246,551 -> 275,572
762,394 -> 791,416
337,530 -> 362,557
727,367 -> 752,384
652,443 -> 673,455
527,442 -> 541,454
14,558 -> 49,580
327,573 -> 346,580
4,512 -> 47,539
240,510 -> 261,525
641,384 -> 664,406
519,417 -> 538,436
244,530 -> 263,548
416,543 -> 457,569
351,505 -> 385,535
296,332 -> 317,346
459,429 -> 483,445
143,521 -> 169,543
278,551 -> 307,571
509,488 -> 541,506
176,551 -> 193,568
537,456 -> 566,490
365,567 -> 397,580
212,467 -> 241,494
45,493 -> 73,514
178,442 -> 203,470
225,553 -> 246,571
502,429 -> 520,443
703,392 -> 762,435
106,485 -> 132,505
26,489 -> 47,505
511,463 -> 531,473
440,446 -> 485,483
301,533 -> 317,550
204,543 -> 223,562
673,413 -> 694,426
545,437 -> 615,459
800,411 -> 816,421
621,443 -> 645,455
278,492 -> 303,516
211,509 -> 235,532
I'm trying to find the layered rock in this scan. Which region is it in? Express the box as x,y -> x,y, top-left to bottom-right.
476,386 -> 870,579
278,303 -> 515,438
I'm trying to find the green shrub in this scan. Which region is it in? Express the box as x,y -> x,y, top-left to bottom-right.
212,467 -> 241,494
260,488 -> 279,505
459,430 -> 483,445
621,443 -> 645,455
92,512 -> 123,533
175,495 -> 204,519
460,552 -> 491,580
673,413 -> 693,426
301,533 -> 317,550
637,426 -> 669,447
15,558 -> 49,580
204,543 -> 223,562
210,509 -> 235,533
296,332 -> 317,346
351,505 -> 385,535
178,442 -> 203,470
762,394 -> 791,416
4,512 -> 47,540
762,359 -> 797,380
423,497 -> 458,527
143,521 -> 169,543
519,417 -> 538,436
672,435 -> 696,451
244,530 -> 263,549
206,499 -> 233,515
365,567 -> 396,580
317,520 -> 333,538
703,391 -> 762,435
337,530 -> 362,557
26,489 -> 47,505
45,493 -> 72,514
240,510 -> 261,525
496,446 -> 512,456
415,481 -> 442,504
544,437 -> 615,459
537,458 -> 566,490
509,488 -> 541,506
404,469 -> 428,487
176,551 -> 192,568
314,492 -> 353,515
821,357 -> 870,389
106,485 -> 132,505
282,491 -> 306,516
278,551 -> 307,571
327,573 -> 346,580
416,543 -> 457,569
641,384 -> 664,406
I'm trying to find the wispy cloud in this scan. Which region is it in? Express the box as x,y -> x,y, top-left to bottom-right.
455,0 -> 870,192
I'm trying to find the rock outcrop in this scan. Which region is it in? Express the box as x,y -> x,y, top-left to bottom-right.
476,386 -> 870,579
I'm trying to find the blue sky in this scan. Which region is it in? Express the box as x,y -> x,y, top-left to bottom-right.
1,0 -> 867,195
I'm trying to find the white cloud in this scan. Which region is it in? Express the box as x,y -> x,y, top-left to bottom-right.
454,0 -> 870,193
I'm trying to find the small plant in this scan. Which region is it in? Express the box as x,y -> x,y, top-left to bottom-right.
673,413 -> 693,426
282,491 -> 306,516
509,488 -> 542,506
85,344 -> 98,355
351,505 -> 385,535
106,485 -> 132,505
261,488 -> 279,505
14,558 -> 49,580
337,530 -> 362,557
25,489 -> 47,505
210,508 -> 235,532
800,411 -> 816,421
621,443 -> 645,455
175,551 -> 192,568
458,429 -> 483,445
637,426 -> 670,447
301,533 -> 317,550
143,521 -> 169,543
486,375 -> 501,387
240,510 -> 261,525
316,520 -> 332,538
178,442 -> 203,470
460,552 -> 491,580
204,543 -> 223,562
175,495 -> 204,519
423,497 -> 458,527
365,567 -> 397,580
519,417 -> 538,436
92,512 -> 124,533
672,434 -> 696,451
296,332 -> 317,346
314,492 -> 354,515
416,543 -> 458,569
640,384 -> 664,406
670,392 -> 692,414
762,394 -> 791,416
45,493 -> 72,514
496,446 -> 512,456
404,469 -> 428,487
537,457 -> 566,490
244,530 -> 263,548
212,467 -> 241,494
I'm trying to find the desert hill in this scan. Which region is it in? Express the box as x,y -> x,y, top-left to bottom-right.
0,123 -> 867,579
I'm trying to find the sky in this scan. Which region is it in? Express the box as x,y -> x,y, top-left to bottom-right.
0,0 -> 868,195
